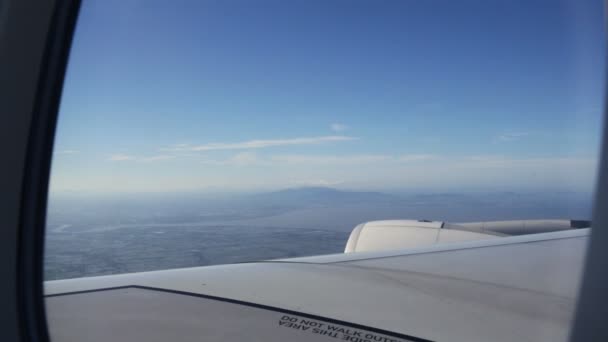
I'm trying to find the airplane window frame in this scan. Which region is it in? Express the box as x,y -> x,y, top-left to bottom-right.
0,0 -> 81,342
0,1 -> 606,342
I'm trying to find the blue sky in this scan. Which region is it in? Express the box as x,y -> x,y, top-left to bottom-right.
50,0 -> 605,193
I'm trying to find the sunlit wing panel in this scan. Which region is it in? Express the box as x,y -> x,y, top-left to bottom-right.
45,229 -> 588,342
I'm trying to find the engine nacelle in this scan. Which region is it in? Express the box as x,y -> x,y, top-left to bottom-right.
344,220 -> 496,253
344,219 -> 591,253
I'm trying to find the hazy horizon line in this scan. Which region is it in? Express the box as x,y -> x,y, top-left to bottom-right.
47,184 -> 596,197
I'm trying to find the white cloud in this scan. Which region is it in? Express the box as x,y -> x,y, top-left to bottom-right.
330,123 -> 348,132
271,154 -> 391,164
225,152 -> 258,166
56,152 -> 597,192
200,152 -> 260,166
161,135 -> 356,152
495,132 -> 529,142
198,153 -> 437,166
292,179 -> 345,187
139,155 -> 175,162
270,154 -> 439,165
108,154 -> 134,161
55,150 -> 80,155
108,154 -> 174,162
397,154 -> 438,162
459,156 -> 594,169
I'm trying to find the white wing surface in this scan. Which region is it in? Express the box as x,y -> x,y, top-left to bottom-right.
45,223 -> 589,342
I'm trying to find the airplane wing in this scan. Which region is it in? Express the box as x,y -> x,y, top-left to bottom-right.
44,221 -> 589,342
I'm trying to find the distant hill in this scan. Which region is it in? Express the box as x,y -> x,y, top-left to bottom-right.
248,187 -> 401,207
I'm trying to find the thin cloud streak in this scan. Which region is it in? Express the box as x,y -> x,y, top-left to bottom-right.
397,154 -> 437,162
72,153 -> 596,192
495,132 -> 530,142
139,155 -> 175,162
108,154 -> 134,161
292,179 -> 345,187
271,154 -> 391,164
200,152 -> 259,166
108,154 -> 175,162
271,154 -> 438,165
330,123 -> 348,132
161,135 -> 356,152
196,153 -> 433,166
55,150 -> 80,155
